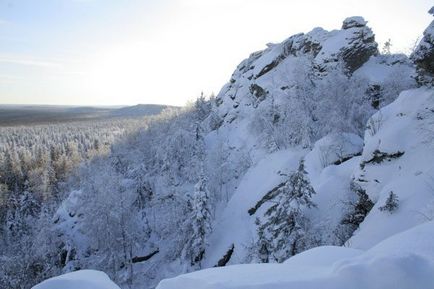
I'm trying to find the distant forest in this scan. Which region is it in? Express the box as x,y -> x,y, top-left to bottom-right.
0,104 -> 173,126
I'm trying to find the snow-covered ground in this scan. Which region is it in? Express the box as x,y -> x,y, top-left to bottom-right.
204,149 -> 307,266
31,270 -> 120,289
157,221 -> 434,289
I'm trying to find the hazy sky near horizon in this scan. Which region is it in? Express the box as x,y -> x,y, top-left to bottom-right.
0,0 -> 432,106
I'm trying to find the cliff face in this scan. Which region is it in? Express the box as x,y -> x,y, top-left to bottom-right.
211,17 -> 414,153
197,16 -> 419,270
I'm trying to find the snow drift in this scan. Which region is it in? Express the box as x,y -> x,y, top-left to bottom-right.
157,221 -> 434,289
31,270 -> 120,289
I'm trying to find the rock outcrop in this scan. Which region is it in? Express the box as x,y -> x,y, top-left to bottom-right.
215,17 -> 411,125
337,17 -> 378,73
411,7 -> 434,84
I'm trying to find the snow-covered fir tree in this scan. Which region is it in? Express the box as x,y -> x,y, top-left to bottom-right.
256,160 -> 317,263
183,173 -> 213,269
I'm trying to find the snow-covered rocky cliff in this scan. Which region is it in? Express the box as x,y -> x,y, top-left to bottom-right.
157,87 -> 434,289
18,8 -> 434,289
154,9 -> 433,289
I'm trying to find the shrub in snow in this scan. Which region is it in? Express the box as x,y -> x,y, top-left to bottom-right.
379,191 -> 399,213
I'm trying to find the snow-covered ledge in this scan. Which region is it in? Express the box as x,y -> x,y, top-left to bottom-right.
31,270 -> 120,289
156,221 -> 434,289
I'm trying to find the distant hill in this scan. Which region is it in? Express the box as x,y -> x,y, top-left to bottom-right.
0,104 -> 176,126
109,104 -> 175,117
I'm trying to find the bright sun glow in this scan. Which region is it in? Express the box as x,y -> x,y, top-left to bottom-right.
0,0 -> 432,106
87,43 -> 149,102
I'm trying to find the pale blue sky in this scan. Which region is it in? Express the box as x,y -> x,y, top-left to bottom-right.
0,0 -> 432,106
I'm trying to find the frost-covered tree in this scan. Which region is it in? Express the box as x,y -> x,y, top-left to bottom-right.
250,60 -> 379,149
256,160 -> 316,263
183,174 -> 213,268
0,191 -> 60,289
77,159 -> 147,286
206,139 -> 231,202
194,92 -> 212,122
0,117 -> 149,288
381,39 -> 392,55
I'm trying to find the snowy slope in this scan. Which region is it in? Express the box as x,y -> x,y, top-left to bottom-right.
204,133 -> 366,267
199,16 -> 416,267
157,220 -> 434,289
157,86 -> 434,289
204,149 -> 306,266
32,270 -> 120,289
304,134 -> 363,245
350,88 -> 434,249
